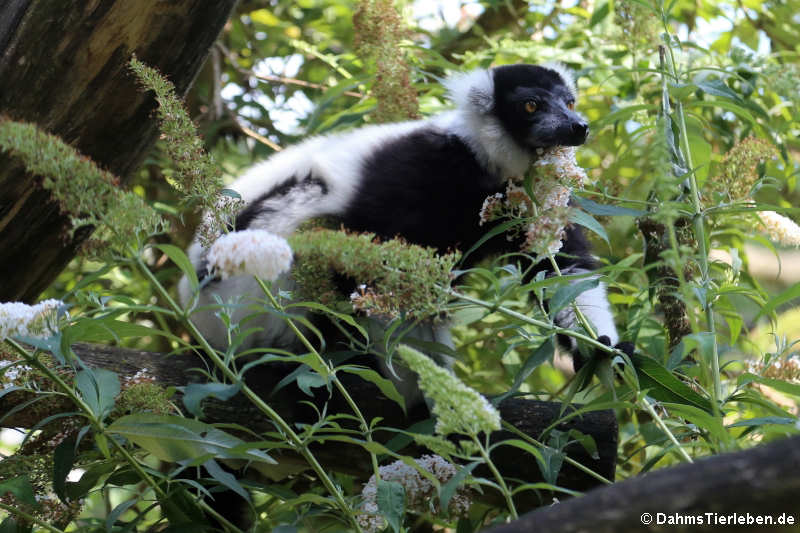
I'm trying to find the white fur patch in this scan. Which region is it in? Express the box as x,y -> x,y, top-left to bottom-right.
228,120 -> 424,236
434,109 -> 532,180
554,269 -> 619,347
542,62 -> 577,99
443,69 -> 494,114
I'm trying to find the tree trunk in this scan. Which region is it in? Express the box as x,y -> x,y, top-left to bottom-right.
484,435 -> 800,532
0,343 -> 618,511
0,0 -> 239,302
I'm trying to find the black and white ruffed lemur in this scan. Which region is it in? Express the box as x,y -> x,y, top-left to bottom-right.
178,63 -> 632,402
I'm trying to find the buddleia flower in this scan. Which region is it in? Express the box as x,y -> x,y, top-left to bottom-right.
397,345 -> 501,436
758,210 -> 800,248
479,145 -> 588,257
357,454 -> 472,532
207,229 -> 293,280
0,299 -> 64,341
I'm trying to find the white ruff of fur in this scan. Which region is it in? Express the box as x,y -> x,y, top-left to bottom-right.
542,61 -> 577,99
441,69 -> 533,180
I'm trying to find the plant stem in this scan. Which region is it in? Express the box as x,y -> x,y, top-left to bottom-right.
134,256 -> 361,531
659,42 -> 722,413
4,340 -> 95,419
447,289 -> 618,356
501,421 -> 613,485
0,502 -> 68,533
5,339 -> 173,499
254,278 -> 382,479
448,290 -> 692,462
474,435 -> 518,519
546,255 -> 598,340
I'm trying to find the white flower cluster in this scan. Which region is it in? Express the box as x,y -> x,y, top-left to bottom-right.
534,145 -> 589,189
358,454 -> 472,533
758,211 -> 800,248
479,146 -> 588,257
398,345 -> 501,436
0,299 -> 63,341
207,229 -> 293,280
1,361 -> 32,388
745,357 -> 800,383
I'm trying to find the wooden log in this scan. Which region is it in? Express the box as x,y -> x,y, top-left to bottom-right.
484,435 -> 800,532
0,343 -> 618,507
0,0 -> 238,301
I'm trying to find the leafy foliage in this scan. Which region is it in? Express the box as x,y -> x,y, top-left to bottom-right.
0,119 -> 164,256
3,0 -> 800,531
290,228 -> 460,319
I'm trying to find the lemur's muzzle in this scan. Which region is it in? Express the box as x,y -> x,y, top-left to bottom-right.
566,120 -> 589,145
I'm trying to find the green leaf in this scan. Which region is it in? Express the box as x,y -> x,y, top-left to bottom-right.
568,429 -> 599,460
571,195 -> 647,216
439,462 -> 478,512
376,480 -> 405,533
694,78 -> 742,103
76,368 -> 120,418
0,477 -> 38,508
295,367 -> 328,396
739,373 -> 800,398
63,317 -> 182,345
105,499 -> 138,532
493,438 -> 545,463
449,306 -> 487,327
0,517 -> 20,533
755,281 -> 800,321
107,414 -> 276,464
203,459 -> 251,503
536,446 -> 564,485
662,403 -> 729,444
153,243 -> 198,291
592,104 -> 656,128
632,353 -> 713,413
589,1 -> 610,26
181,382 -> 241,417
569,209 -> 609,246
549,278 -> 600,315
461,219 -> 526,264
339,366 -> 406,414
727,416 -> 797,428
288,301 -> 369,342
158,485 -> 206,527
53,438 -> 76,502
495,337 -> 554,404
65,461 -> 116,500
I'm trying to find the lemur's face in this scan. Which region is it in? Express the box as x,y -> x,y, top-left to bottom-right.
491,64 -> 588,150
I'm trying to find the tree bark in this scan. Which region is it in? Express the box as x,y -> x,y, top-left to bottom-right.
484,435 -> 800,532
0,0 -> 239,302
0,343 -> 618,510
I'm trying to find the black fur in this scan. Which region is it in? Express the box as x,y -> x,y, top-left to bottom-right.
234,173 -> 329,231
492,65 -> 588,148
340,128 -> 592,274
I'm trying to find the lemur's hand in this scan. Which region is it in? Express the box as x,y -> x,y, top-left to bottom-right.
573,335 -> 635,373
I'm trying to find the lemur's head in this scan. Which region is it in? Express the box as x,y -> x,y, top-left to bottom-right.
447,63 -> 588,151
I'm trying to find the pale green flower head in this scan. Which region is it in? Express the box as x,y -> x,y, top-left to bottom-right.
397,345 -> 501,436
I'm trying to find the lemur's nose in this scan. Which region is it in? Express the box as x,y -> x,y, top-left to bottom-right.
572,121 -> 589,140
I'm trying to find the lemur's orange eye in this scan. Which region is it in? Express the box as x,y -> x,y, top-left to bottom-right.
567,101 -> 576,110
524,101 -> 537,113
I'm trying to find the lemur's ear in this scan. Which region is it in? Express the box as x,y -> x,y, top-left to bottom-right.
542,61 -> 577,99
444,69 -> 494,114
